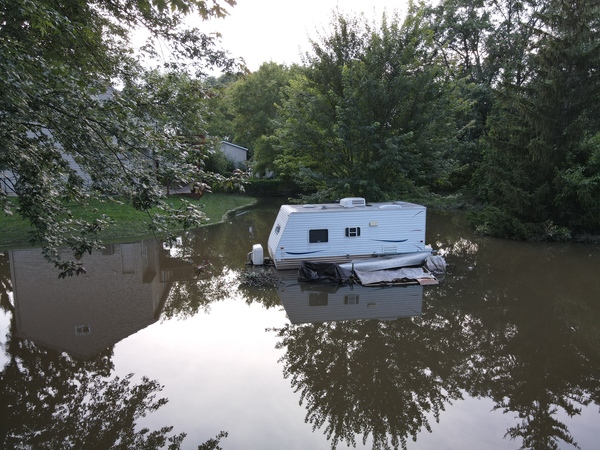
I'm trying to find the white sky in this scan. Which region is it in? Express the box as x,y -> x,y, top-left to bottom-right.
200,0 -> 410,72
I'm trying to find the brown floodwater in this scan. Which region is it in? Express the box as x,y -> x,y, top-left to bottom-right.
1,198 -> 599,449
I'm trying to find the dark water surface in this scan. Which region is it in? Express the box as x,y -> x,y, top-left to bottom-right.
1,198 -> 599,449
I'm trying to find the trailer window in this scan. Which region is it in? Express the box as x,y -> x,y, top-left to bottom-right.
309,229 -> 328,243
345,227 -> 361,237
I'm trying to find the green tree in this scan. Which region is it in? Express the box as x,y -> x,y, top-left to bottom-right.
274,6 -> 471,201
477,0 -> 600,237
204,73 -> 240,144
427,0 -> 543,194
0,0 -> 241,275
227,62 -> 296,176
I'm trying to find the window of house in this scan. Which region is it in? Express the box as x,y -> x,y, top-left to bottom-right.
102,244 -> 115,255
345,227 -> 361,237
309,229 -> 328,243
75,325 -> 91,335
344,294 -> 359,305
309,292 -> 328,306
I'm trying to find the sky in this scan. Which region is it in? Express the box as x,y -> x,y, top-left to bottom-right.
200,0 -> 411,73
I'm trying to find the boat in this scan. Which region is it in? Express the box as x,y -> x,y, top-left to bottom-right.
248,197 -> 432,270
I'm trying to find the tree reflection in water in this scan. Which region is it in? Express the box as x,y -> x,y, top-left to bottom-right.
0,319 -> 186,449
159,228 -> 281,319
1,205 -> 599,450
273,318 -> 464,450
0,248 -> 226,449
271,227 -> 600,450
431,232 -> 600,450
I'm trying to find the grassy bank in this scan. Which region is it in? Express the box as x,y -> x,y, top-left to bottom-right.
0,193 -> 257,249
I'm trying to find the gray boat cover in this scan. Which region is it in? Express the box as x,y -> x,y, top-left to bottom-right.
424,255 -> 447,279
338,252 -> 429,272
354,267 -> 436,286
297,255 -> 447,286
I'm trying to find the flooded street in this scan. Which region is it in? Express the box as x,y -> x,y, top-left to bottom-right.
1,198 -> 599,449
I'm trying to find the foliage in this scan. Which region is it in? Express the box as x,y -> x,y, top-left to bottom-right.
203,74 -> 240,144
243,178 -> 305,197
475,0 -> 600,235
197,431 -> 229,450
193,0 -> 600,238
0,0 -> 243,276
226,62 -> 298,176
272,6 -> 473,202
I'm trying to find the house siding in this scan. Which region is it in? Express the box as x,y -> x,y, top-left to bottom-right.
220,141 -> 248,167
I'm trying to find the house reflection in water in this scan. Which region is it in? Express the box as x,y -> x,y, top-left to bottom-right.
277,272 -> 423,324
9,239 -> 192,359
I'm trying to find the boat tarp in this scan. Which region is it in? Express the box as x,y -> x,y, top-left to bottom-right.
424,255 -> 447,278
298,261 -> 353,284
297,255 -> 446,285
354,267 -> 437,286
338,252 -> 429,272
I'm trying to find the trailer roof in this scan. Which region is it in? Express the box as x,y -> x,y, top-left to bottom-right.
281,200 -> 425,214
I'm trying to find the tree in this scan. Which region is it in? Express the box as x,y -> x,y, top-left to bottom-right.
273,6 -> 471,201
426,0 -> 544,194
203,74 -> 240,146
228,62 -> 296,176
0,0 -> 242,276
477,0 -> 600,237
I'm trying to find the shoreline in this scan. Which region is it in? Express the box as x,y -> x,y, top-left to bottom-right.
0,194 -> 258,251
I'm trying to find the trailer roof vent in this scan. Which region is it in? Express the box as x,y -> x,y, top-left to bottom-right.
340,197 -> 366,208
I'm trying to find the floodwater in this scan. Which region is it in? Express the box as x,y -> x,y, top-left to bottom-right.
1,198 -> 599,450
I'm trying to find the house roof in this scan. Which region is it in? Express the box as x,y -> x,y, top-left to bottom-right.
221,141 -> 248,153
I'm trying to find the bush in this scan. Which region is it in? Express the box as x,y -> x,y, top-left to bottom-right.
469,206 -> 532,239
243,178 -> 307,197
469,206 -> 574,241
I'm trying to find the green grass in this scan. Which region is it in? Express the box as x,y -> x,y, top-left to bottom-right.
0,193 -> 257,248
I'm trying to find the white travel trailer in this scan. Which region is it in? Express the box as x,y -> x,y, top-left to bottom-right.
252,197 -> 431,270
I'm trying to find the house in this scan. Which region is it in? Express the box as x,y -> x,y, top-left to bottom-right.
220,141 -> 248,168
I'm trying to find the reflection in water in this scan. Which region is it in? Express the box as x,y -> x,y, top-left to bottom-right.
1,309 -> 187,449
272,309 -> 462,450
271,210 -> 600,450
272,270 -> 455,450
0,200 -> 282,449
1,239 -> 201,449
0,201 -> 599,450
10,240 -> 173,359
277,271 -> 423,324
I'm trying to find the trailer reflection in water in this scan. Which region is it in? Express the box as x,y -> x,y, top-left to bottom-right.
277,271 -> 423,324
